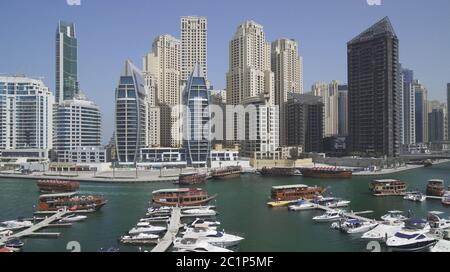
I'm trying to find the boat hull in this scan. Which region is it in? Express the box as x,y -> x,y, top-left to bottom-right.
388,240 -> 438,252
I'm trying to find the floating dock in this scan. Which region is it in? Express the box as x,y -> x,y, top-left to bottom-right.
0,209 -> 69,247
151,207 -> 183,252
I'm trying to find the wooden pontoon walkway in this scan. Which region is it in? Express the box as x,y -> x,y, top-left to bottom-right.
151,207 -> 183,252
0,209 -> 69,246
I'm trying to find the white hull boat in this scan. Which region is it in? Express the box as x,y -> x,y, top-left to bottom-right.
120,233 -> 159,244
288,200 -> 316,211
183,229 -> 244,247
404,193 -> 426,202
381,211 -> 408,222
313,210 -> 344,222
59,214 -> 87,223
183,208 -> 217,216
128,224 -> 166,235
386,219 -> 435,251
190,218 -> 221,228
173,238 -> 232,252
331,219 -> 378,234
361,221 -> 405,241
0,220 -> 33,231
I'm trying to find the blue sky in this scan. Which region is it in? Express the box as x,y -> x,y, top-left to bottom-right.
1,0 -> 449,143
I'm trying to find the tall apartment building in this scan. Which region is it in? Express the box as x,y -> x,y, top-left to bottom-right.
414,80 -> 428,143
0,76 -> 54,160
53,94 -> 104,163
402,68 -> 416,145
286,93 -> 324,153
271,38 -> 303,146
115,60 -> 147,164
181,16 -> 207,82
226,21 -> 274,106
347,17 -> 401,157
56,21 -> 78,104
226,21 -> 274,145
143,34 -> 181,147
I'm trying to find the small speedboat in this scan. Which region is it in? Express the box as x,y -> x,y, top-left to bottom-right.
128,223 -> 166,235
381,211 -> 408,222
331,219 -> 378,234
59,214 -> 87,223
288,200 -> 316,211
0,230 -> 13,237
173,237 -> 233,252
313,210 -> 344,222
361,220 -> 405,241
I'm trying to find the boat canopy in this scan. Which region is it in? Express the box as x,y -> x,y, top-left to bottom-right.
372,179 -> 401,183
272,184 -> 308,190
152,188 -> 198,194
39,192 -> 78,198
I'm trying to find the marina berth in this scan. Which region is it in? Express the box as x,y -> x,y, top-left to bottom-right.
182,207 -> 217,216
426,179 -> 446,197
211,166 -> 242,179
299,167 -> 352,179
37,192 -> 107,212
128,223 -> 166,235
369,179 -> 407,196
268,184 -> 324,207
151,188 -> 217,207
36,179 -> 80,193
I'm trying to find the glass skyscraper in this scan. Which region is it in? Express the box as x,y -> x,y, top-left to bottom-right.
115,60 -> 147,164
183,64 -> 210,167
56,21 -> 78,104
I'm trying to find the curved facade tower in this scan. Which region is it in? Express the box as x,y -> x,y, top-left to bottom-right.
183,64 -> 210,167
115,60 -> 147,164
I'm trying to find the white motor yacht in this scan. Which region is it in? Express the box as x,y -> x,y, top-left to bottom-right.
288,200 -> 316,211
312,210 -> 344,222
331,219 -> 378,234
0,220 -> 33,231
404,192 -> 426,202
173,237 -> 233,252
427,211 -> 450,230
59,214 -> 87,223
183,208 -> 217,216
128,223 -> 166,235
380,211 -> 408,222
0,230 -> 13,237
361,220 -> 405,241
120,233 -> 159,244
386,219 -> 436,251
182,228 -> 244,247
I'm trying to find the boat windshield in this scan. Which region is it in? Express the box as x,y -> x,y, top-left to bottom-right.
394,233 -> 419,240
